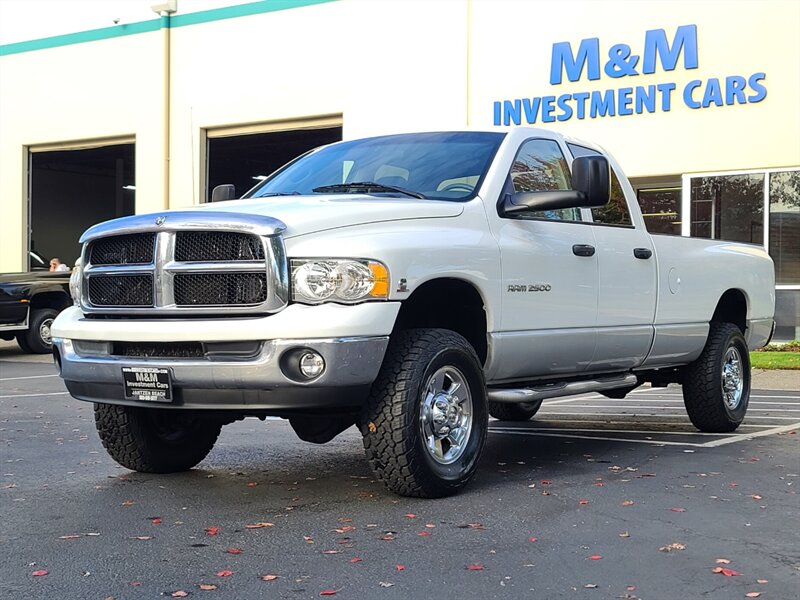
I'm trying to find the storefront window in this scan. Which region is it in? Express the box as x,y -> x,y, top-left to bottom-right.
690,174 -> 764,244
769,170 -> 800,285
637,188 -> 681,235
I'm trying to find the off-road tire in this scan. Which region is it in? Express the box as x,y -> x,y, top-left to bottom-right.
488,400 -> 543,421
682,322 -> 751,432
17,308 -> 58,354
94,404 -> 222,473
360,328 -> 488,498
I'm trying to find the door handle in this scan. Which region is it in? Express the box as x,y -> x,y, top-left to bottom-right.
572,244 -> 596,257
633,248 -> 653,259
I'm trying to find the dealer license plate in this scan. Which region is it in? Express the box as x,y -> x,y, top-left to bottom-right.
122,367 -> 173,403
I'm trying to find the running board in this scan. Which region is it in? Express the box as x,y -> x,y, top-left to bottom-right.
487,374 -> 638,404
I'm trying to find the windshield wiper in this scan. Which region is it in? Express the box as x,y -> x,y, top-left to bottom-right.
257,191 -> 301,197
312,181 -> 427,199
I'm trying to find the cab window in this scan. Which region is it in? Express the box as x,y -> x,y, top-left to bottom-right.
567,143 -> 633,227
508,139 -> 582,222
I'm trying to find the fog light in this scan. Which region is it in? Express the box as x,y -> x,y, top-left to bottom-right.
299,351 -> 325,379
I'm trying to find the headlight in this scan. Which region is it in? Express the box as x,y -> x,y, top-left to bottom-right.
69,257 -> 82,305
291,259 -> 389,304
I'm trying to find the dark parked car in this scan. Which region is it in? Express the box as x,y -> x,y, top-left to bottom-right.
0,270 -> 72,353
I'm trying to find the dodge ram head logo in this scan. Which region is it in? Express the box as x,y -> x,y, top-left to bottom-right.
507,284 -> 552,292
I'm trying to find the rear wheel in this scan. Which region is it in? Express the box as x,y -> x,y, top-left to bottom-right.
16,308 -> 58,354
94,404 -> 222,473
488,400 -> 542,421
682,322 -> 750,432
360,328 -> 487,498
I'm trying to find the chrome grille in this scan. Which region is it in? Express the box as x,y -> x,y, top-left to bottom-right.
89,233 -> 155,265
175,232 -> 264,262
174,273 -> 268,306
79,211 -> 289,316
87,275 -> 153,306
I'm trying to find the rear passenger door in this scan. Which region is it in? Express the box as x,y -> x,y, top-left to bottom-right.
567,143 -> 657,371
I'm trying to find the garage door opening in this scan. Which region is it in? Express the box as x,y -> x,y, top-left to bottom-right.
29,143 -> 135,271
206,126 -> 342,202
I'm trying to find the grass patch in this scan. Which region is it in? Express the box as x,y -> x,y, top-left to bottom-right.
750,352 -> 800,370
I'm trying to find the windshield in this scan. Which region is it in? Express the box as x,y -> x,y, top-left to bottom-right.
245,131 -> 505,201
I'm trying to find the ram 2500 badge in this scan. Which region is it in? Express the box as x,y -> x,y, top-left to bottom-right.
51,128 -> 775,497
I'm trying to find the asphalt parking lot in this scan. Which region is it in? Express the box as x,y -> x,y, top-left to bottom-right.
1,341 -> 798,600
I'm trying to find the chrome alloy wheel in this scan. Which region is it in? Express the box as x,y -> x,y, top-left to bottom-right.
721,346 -> 744,409
419,366 -> 473,465
39,318 -> 54,346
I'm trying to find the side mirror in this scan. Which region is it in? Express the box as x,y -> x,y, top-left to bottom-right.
211,184 -> 236,202
500,156 -> 610,215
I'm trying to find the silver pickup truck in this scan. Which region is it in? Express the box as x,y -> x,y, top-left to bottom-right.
52,128 -> 775,497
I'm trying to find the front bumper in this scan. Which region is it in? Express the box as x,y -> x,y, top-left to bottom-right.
53,335 -> 389,413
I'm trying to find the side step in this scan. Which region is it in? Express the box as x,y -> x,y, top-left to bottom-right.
487,374 -> 638,404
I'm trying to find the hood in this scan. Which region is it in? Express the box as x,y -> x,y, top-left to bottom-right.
191,194 -> 464,238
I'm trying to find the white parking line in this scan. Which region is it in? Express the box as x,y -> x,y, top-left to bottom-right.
541,405 -> 800,412
492,426 -> 737,437
699,423 -> 800,447
534,411 -> 800,421
489,428 -> 705,447
0,392 -> 69,399
0,374 -> 59,382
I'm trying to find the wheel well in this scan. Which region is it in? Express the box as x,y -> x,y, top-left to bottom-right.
711,289 -> 747,333
30,292 -> 71,312
393,279 -> 488,364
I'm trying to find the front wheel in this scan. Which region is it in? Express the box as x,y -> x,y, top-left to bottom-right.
682,322 -> 751,432
94,404 -> 222,473
360,329 -> 488,498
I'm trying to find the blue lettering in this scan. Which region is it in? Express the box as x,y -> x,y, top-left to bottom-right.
493,101 -> 501,125
725,76 -> 747,105
683,80 -> 702,109
617,87 -> 633,115
642,25 -> 698,74
556,94 -> 573,121
747,72 -> 767,102
522,97 -> 540,123
541,96 -> 556,122
635,85 -> 656,113
550,38 -> 601,84
503,99 -> 521,126
701,78 -> 724,108
604,44 -> 640,78
589,89 -> 616,118
657,82 -> 676,111
573,92 -> 590,119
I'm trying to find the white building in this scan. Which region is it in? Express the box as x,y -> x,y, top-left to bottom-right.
0,0 -> 798,339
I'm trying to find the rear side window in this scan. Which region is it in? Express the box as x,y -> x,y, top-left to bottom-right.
567,143 -> 632,227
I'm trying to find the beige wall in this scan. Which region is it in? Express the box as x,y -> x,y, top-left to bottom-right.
1,0 -> 798,272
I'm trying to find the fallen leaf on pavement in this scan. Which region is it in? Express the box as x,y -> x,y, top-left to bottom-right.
247,482 -> 257,487
712,567 -> 741,576
579,500 -> 590,505
32,570 -> 49,577
323,550 -> 341,555
260,575 -> 279,581
121,500 -> 135,507
225,548 -> 243,554
245,522 -> 274,529
619,531 -> 630,538
584,584 -> 597,588
320,590 -> 338,596
205,527 -> 221,535
198,584 -> 217,590
349,558 -> 362,564
745,593 -> 761,598
756,579 -> 768,584
215,570 -> 233,577
171,592 -> 189,598
751,495 -> 763,500
590,555 -> 602,560
395,565 -> 405,571
670,507 -> 686,512
334,526 -> 355,534
622,500 -> 635,506
659,543 -> 686,552
405,513 -> 416,519
417,531 -> 432,537
528,537 -> 538,542
152,519 -> 162,525
379,582 -> 394,588
59,534 -> 81,539
716,558 -> 731,564
132,536 -> 152,541
627,585 -> 636,591
466,563 -> 485,571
